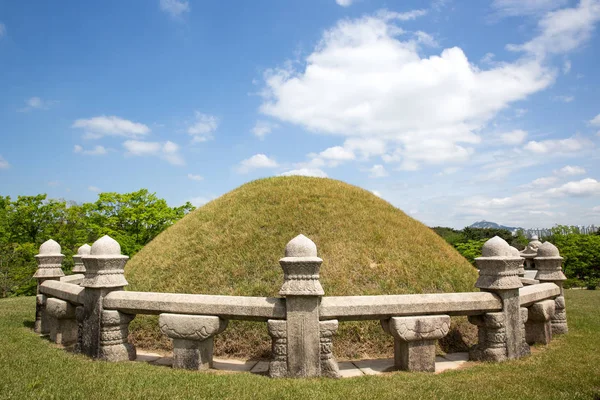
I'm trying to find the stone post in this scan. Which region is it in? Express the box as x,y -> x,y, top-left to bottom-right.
46,297 -> 78,345
319,320 -> 340,378
33,239 -> 65,334
278,234 -> 325,378
534,242 -> 567,335
510,246 -> 525,277
79,235 -> 135,361
72,244 -> 91,273
382,315 -> 450,372
520,236 -> 541,271
519,307 -> 530,356
159,314 -> 227,370
526,300 -> 555,345
471,236 -> 526,361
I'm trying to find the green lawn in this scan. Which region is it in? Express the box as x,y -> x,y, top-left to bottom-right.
1,291 -> 599,400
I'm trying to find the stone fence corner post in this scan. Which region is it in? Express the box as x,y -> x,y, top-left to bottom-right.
80,235 -> 135,361
72,244 -> 91,274
470,236 -> 527,362
33,239 -> 65,334
534,242 -> 568,335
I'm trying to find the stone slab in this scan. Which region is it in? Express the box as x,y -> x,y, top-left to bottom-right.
39,280 -> 85,305
519,283 -> 560,307
320,292 -> 501,320
250,361 -> 270,374
135,351 -> 162,363
152,357 -> 173,367
213,358 -> 258,372
435,360 -> 462,373
353,358 -> 395,375
104,291 -> 285,321
338,362 -> 364,378
442,352 -> 469,362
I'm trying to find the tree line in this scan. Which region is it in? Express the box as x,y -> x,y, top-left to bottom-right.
433,226 -> 600,289
0,190 -> 194,298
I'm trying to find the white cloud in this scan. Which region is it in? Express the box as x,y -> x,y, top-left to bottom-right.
160,0 -> 190,17
88,186 -> 101,193
368,164 -> 389,178
0,156 -> 9,169
372,190 -> 382,198
47,181 -> 60,187
237,154 -> 278,173
343,137 -> 387,159
563,59 -> 572,74
492,0 -> 569,17
336,0 -> 352,7
279,168 -> 328,178
499,129 -> 528,145
524,176 -> 558,188
555,165 -> 586,176
187,173 -> 204,181
379,9 -> 428,21
18,96 -> 56,112
251,120 -> 278,139
590,113 -> 600,126
73,144 -> 107,156
73,116 -> 150,139
260,12 -> 554,171
187,112 -> 218,143
524,135 -> 592,154
0,23 -> 5,39
507,0 -> 600,57
552,95 -> 574,102
546,178 -> 600,197
123,140 -> 184,166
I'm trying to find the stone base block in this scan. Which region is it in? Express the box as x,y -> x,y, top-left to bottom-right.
172,338 -> 214,370
396,340 -> 436,372
50,318 -> 78,346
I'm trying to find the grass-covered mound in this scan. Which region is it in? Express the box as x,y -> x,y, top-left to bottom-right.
126,177 -> 478,358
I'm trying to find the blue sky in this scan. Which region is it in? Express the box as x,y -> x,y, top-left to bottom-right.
0,0 -> 599,229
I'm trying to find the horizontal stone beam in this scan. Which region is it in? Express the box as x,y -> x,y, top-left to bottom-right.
60,274 -> 85,285
319,292 -> 502,321
39,280 -> 85,305
520,277 -> 540,286
103,291 -> 286,321
519,283 -> 560,307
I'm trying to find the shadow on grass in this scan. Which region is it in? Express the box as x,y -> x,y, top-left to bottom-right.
22,319 -> 34,330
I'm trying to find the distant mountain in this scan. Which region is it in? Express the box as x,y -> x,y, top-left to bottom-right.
469,220 -> 523,233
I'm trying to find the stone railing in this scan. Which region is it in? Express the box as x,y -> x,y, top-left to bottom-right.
33,234 -> 567,378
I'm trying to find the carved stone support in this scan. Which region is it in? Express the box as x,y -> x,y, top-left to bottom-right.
72,244 -> 91,273
159,314 -> 228,370
526,299 -> 555,345
98,310 -> 136,362
46,297 -> 78,345
267,319 -> 340,378
382,315 -> 450,372
267,320 -> 288,378
468,312 -> 507,362
519,307 -> 530,356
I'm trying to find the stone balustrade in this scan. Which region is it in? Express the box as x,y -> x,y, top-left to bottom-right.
33,234 -> 568,378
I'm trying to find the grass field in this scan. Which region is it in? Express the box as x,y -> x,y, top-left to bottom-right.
0,291 -> 599,400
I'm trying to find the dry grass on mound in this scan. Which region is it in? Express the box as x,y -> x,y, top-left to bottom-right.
125,176 -> 478,359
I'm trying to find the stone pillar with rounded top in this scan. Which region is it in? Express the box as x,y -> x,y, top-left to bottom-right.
520,236 -> 542,270
510,246 -> 525,277
72,244 -> 91,273
470,236 -> 526,361
159,313 -> 228,370
33,239 -> 65,334
382,315 -> 450,372
526,299 -> 555,345
46,297 -> 78,345
278,234 -> 328,378
79,235 -> 136,361
534,242 -> 567,335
